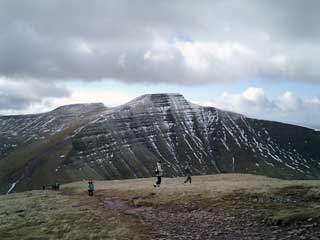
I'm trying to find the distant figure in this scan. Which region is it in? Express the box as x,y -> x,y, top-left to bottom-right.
88,180 -> 94,196
153,160 -> 163,187
52,182 -> 60,191
42,185 -> 46,190
184,165 -> 192,184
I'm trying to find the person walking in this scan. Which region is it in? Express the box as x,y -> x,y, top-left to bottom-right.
184,164 -> 192,184
88,180 -> 94,196
153,160 -> 163,187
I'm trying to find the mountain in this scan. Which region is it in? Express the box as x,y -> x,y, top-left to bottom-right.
0,103 -> 107,192
1,93 -> 320,193
0,103 -> 106,159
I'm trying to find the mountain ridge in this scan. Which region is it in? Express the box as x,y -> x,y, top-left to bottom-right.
1,93 -> 320,193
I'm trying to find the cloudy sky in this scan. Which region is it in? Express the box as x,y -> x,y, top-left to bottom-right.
0,0 -> 319,129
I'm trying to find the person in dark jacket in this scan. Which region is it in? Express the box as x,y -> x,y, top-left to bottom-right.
52,183 -> 60,190
153,161 -> 163,187
88,180 -> 94,196
184,165 -> 192,184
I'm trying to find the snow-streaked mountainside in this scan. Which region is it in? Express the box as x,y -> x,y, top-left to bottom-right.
1,93 -> 320,193
0,103 -> 106,159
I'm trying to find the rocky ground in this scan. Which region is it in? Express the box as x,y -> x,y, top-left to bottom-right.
103,191 -> 320,240
139,206 -> 319,240
95,175 -> 320,240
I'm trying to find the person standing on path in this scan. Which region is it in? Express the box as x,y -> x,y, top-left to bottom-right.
184,164 -> 192,184
153,160 -> 163,187
88,180 -> 94,196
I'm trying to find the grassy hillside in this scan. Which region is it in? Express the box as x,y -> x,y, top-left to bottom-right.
2,174 -> 320,239
0,126 -> 78,193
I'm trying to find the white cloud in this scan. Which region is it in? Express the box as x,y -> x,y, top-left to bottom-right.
207,88 -> 275,114
206,87 -> 320,129
51,90 -> 131,108
269,54 -> 288,72
74,40 -> 94,55
277,91 -> 303,112
1,84 -> 319,130
0,86 -> 132,115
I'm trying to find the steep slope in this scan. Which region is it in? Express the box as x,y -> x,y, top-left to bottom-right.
0,103 -> 106,159
0,103 -> 107,193
64,94 -> 320,181
1,93 -> 320,193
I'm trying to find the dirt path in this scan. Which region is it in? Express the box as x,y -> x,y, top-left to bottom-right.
102,196 -> 320,240
65,175 -> 320,240
139,205 -> 319,240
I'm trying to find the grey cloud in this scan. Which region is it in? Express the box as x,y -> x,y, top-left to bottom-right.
0,79 -> 70,110
0,0 -> 320,84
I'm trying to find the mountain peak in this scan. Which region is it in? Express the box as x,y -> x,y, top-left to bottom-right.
50,103 -> 106,115
123,93 -> 190,109
134,93 -> 185,101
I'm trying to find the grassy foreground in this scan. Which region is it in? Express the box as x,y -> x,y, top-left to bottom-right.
65,173 -> 320,206
1,174 -> 320,239
0,190 -> 149,240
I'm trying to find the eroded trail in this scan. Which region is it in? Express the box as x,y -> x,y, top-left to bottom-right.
101,191 -> 320,240
63,175 -> 320,240
137,205 -> 319,240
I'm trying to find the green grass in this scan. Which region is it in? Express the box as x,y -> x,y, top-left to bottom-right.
0,190 -> 150,240
268,208 -> 320,225
0,126 -> 78,193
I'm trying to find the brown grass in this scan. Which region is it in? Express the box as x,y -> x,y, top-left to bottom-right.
2,173 -> 320,240
0,190 -> 150,240
63,173 -> 320,205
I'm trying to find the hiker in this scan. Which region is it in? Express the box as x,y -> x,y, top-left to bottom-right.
184,164 -> 192,184
51,182 -> 60,191
153,160 -> 163,187
88,180 -> 94,196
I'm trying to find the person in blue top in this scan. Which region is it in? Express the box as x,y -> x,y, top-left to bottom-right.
88,180 -> 94,196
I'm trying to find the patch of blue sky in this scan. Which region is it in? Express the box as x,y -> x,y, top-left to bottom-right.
64,77 -> 319,106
